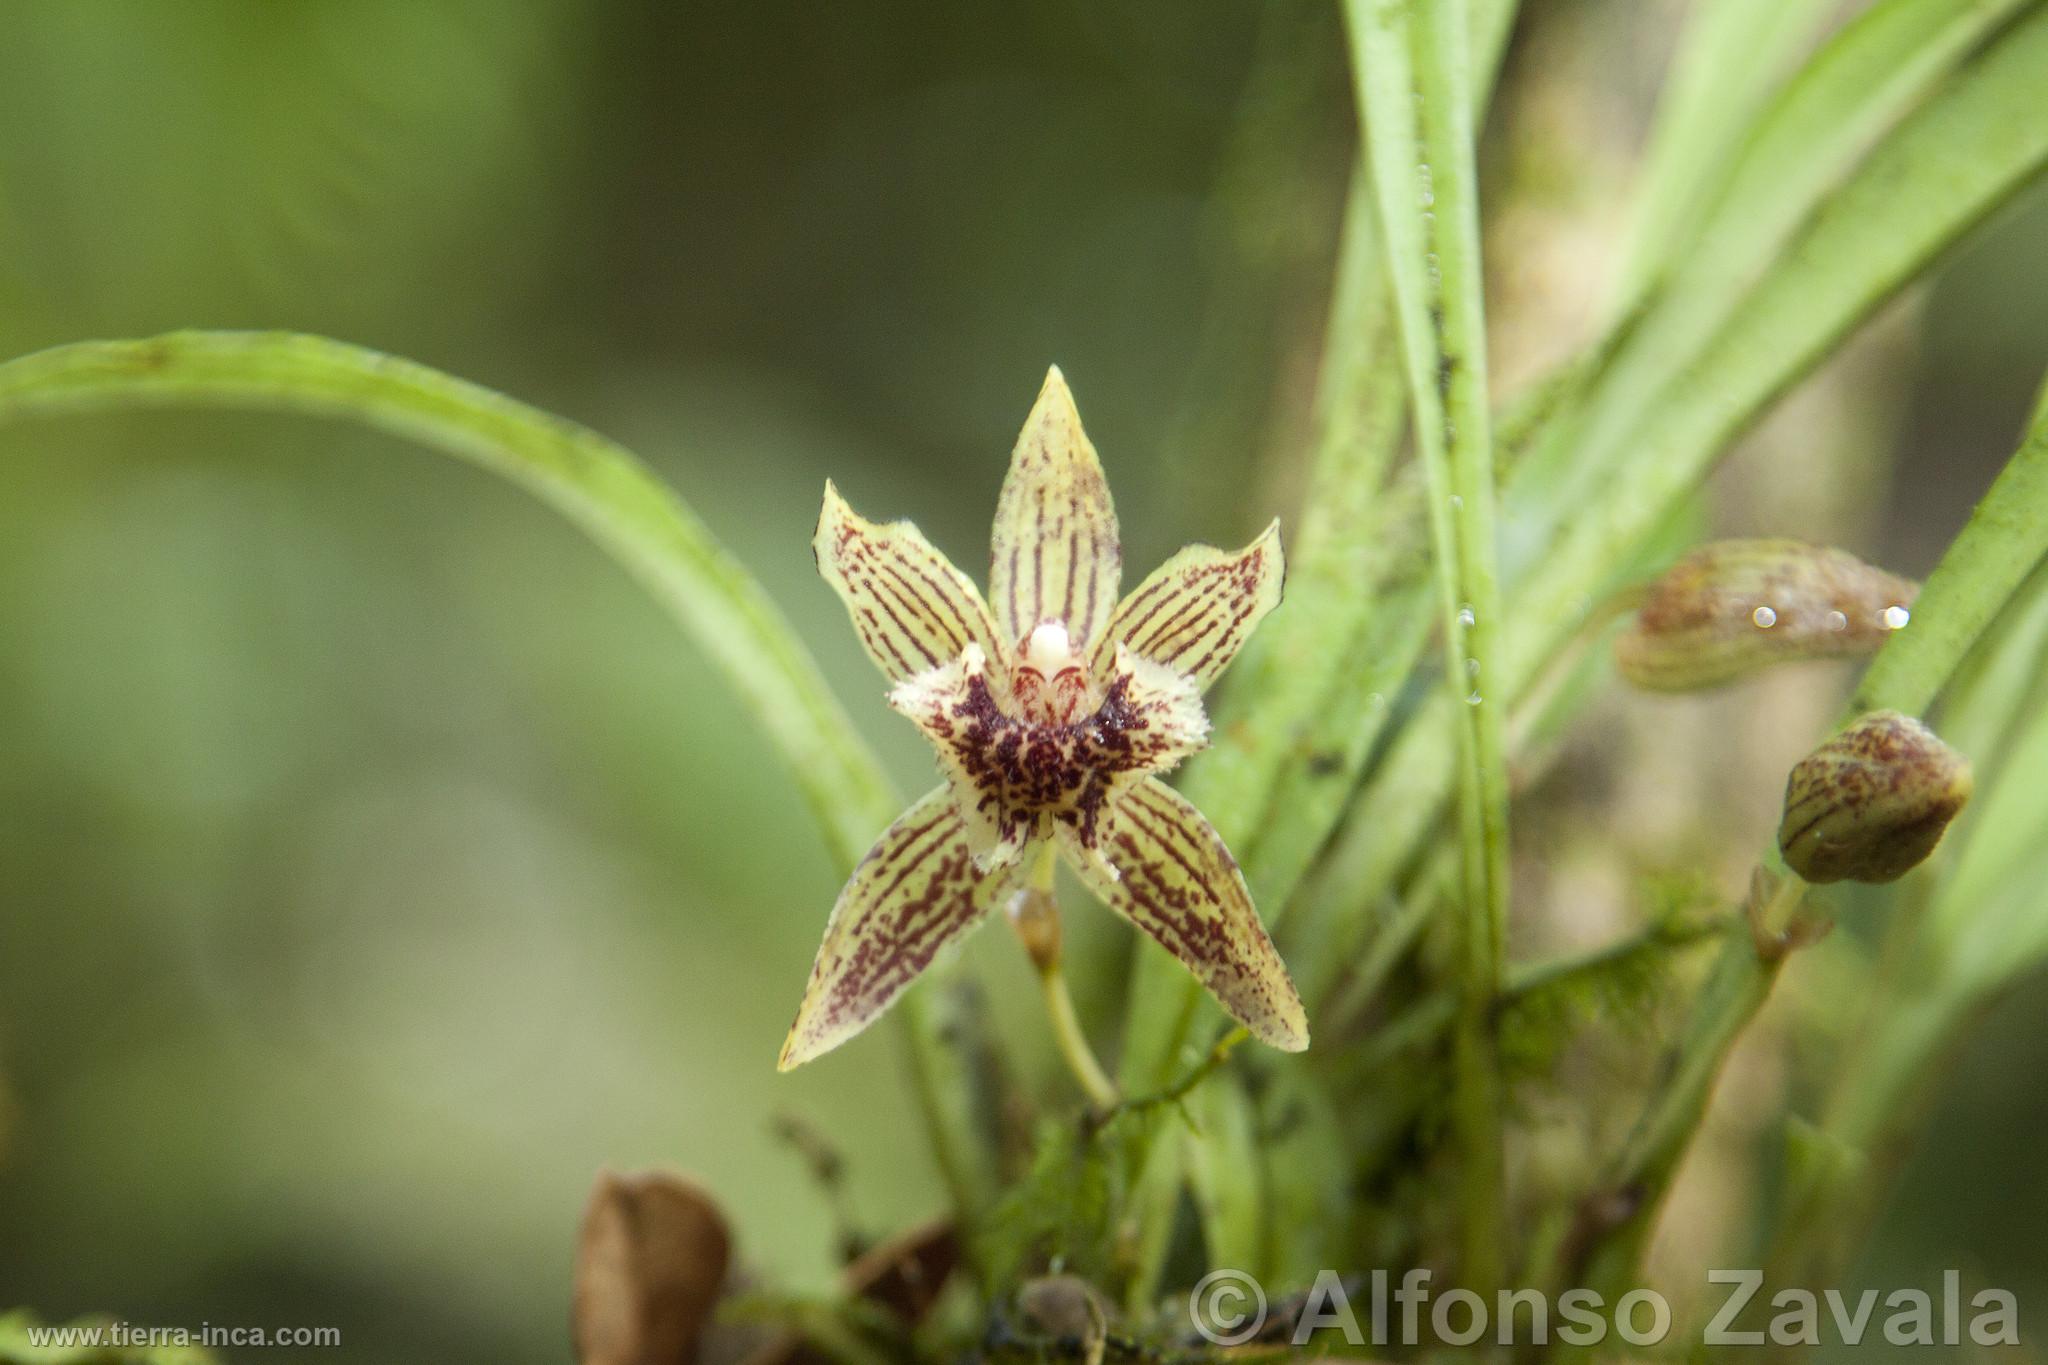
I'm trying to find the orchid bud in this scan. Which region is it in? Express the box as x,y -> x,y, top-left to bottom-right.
1615,540 -> 1917,691
1778,711 -> 1972,885
1007,883 -> 1063,973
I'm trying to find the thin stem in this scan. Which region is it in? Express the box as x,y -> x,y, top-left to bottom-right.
1571,875 -> 1793,1300
1093,1027 -> 1252,1135
1022,845 -> 1119,1110
1040,966 -> 1120,1112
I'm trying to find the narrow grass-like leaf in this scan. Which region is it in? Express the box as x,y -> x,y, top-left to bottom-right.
1529,0 -> 2033,518
1318,8 -> 2048,929
0,331 -> 894,861
1346,0 -> 1510,1291
1184,1073 -> 1266,1278
1851,412 -> 2048,718
1118,0 -> 1520,1093
1606,0 -> 1837,317
1938,558 -> 2048,790
0,329 -> 1002,1225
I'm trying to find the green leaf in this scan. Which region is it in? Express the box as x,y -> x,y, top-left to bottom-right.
1253,1066 -> 1354,1289
1170,0 -> 1522,912
1184,1072 -> 1266,1278
1939,557 -> 2048,791
1345,0 -> 1510,1293
1780,477 -> 2048,1275
0,329 -> 1002,1232
1533,0 -> 2032,516
1317,7 -> 2048,929
1511,4 -> 2048,692
1853,391 -> 2048,719
1606,0 -> 1837,315
1118,0 -> 1521,1100
0,330 -> 898,863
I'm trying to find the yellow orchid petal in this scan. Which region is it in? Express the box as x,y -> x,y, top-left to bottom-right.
1058,777 -> 1307,1052
1098,519 -> 1285,690
814,480 -> 1003,685
779,786 -> 1015,1069
989,366 -> 1121,655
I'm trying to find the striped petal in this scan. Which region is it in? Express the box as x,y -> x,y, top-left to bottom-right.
1097,520 -> 1284,689
779,786 -> 1014,1069
1059,777 -> 1307,1051
989,367 -> 1121,655
815,481 -> 1003,685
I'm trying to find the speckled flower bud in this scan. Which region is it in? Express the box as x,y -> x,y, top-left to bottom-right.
1615,540 -> 1917,691
1778,711 -> 1972,885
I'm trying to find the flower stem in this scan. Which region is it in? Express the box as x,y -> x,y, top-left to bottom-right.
1090,1026 -> 1250,1136
1020,845 -> 1120,1110
1039,965 -> 1120,1112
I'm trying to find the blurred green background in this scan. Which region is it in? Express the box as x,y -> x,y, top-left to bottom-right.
0,3 -> 2044,1361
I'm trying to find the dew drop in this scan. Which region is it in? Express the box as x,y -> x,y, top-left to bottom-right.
1883,604 -> 1911,630
1466,657 -> 1481,678
1458,604 -> 1477,627
1824,609 -> 1849,632
1752,606 -> 1778,629
1449,493 -> 1464,510
1465,690 -> 1483,706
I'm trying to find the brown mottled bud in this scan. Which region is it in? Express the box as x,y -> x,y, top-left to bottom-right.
1615,540 -> 1917,691
1007,883 -> 1063,972
574,1169 -> 729,1365
1779,711 -> 1972,885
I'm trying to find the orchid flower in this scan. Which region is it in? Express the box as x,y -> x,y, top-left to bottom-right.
779,368 -> 1307,1071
